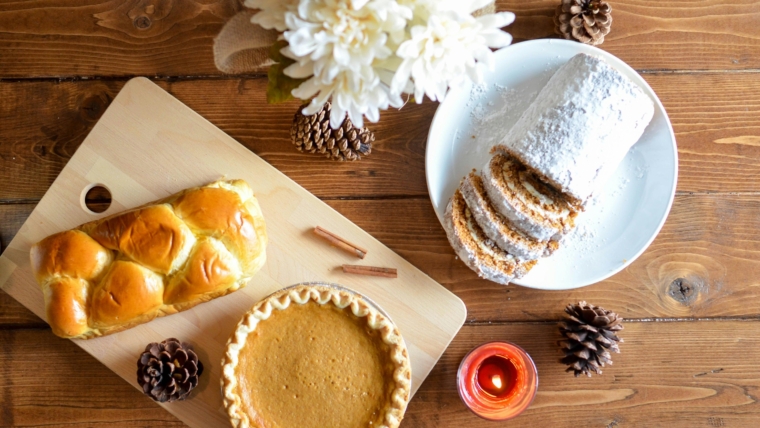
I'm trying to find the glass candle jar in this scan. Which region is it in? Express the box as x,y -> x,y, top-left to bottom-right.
457,341 -> 538,421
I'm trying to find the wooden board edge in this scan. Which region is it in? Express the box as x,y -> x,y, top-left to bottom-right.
0,255 -> 18,290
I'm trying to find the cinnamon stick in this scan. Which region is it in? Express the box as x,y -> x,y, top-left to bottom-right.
342,265 -> 397,278
313,226 -> 367,259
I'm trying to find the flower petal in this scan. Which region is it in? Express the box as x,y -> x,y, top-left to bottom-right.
476,12 -> 516,29
292,77 -> 322,100
330,105 -> 348,129
283,61 -> 313,79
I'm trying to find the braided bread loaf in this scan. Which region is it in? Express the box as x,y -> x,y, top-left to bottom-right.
30,179 -> 267,339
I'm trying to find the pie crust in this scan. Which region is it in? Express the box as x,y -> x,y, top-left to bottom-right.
221,284 -> 412,428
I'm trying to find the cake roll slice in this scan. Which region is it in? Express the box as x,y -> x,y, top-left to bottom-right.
460,171 -> 558,261
493,53 -> 655,206
482,153 -> 578,241
443,189 -> 536,285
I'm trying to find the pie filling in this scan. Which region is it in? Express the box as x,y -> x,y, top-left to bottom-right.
235,301 -> 396,428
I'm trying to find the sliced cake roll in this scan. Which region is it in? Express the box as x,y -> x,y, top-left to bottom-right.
482,153 -> 578,242
493,53 -> 654,206
460,171 -> 558,261
443,189 -> 536,285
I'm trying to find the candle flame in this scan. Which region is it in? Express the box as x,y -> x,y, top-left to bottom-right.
491,375 -> 502,390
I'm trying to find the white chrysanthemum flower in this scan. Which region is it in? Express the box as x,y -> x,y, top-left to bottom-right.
280,0 -> 413,128
391,4 -> 515,103
245,0 -> 298,32
247,0 -> 516,125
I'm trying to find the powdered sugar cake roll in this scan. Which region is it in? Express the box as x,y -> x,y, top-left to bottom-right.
492,53 -> 655,206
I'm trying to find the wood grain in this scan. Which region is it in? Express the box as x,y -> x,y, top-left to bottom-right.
502,0 -> 760,71
647,72 -> 760,194
2,73 -> 760,203
4,192 -> 760,325
3,322 -> 760,428
0,291 -> 42,329
406,322 -> 760,427
0,0 -> 242,78
1,0 -> 759,78
0,79 -> 433,201
0,329 -> 184,427
0,205 -> 43,329
308,195 -> 760,321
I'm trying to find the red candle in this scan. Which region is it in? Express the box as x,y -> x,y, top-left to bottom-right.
457,342 -> 538,421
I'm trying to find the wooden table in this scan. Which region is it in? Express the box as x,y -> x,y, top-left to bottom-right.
1,1 -> 759,426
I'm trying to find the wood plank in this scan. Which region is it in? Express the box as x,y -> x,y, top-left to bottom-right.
0,0 -> 242,78
0,290 -> 42,330
3,322 -> 760,427
0,290 -> 42,329
0,78 -> 434,201
1,1 -> 759,77
0,329 -> 185,427
406,322 -> 760,427
0,204 -> 31,254
504,0 -> 760,71
337,194 -> 760,321
2,73 -> 760,202
0,204 -> 44,328
647,72 -> 760,194
3,191 -> 760,325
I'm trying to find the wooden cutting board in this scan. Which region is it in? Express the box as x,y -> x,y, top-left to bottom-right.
0,77 -> 466,427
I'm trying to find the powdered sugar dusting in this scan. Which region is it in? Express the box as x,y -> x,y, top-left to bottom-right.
429,41 -> 674,288
561,150 -> 649,270
459,82 -> 540,162
494,53 -> 655,203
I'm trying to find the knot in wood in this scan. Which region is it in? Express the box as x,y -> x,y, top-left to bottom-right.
79,95 -> 109,122
668,278 -> 696,305
133,15 -> 152,30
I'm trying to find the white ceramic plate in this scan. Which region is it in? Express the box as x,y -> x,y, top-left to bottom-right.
426,39 -> 678,290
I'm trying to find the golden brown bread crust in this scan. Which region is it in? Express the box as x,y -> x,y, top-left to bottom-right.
30,230 -> 112,285
164,238 -> 239,304
89,261 -> 165,328
173,187 -> 265,274
85,205 -> 195,275
30,179 -> 267,339
42,278 -> 90,338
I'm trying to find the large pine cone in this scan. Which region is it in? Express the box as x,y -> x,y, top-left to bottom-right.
554,0 -> 612,46
558,302 -> 623,377
137,338 -> 204,402
290,102 -> 374,161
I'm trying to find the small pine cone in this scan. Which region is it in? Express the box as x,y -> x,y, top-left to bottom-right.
558,302 -> 623,377
554,0 -> 612,46
290,102 -> 374,161
137,338 -> 204,403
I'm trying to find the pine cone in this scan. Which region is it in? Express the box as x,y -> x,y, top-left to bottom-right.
554,0 -> 612,46
558,302 -> 623,377
290,102 -> 374,161
137,338 -> 204,402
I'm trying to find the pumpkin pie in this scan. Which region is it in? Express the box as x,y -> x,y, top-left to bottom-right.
221,284 -> 412,428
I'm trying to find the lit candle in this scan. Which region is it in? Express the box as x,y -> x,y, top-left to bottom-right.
457,342 -> 538,421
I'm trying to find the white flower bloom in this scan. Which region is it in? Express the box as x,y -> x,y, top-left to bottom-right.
391,7 -> 515,103
280,0 -> 413,128
248,0 -> 516,125
246,0 -> 299,32
397,0 -> 494,28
